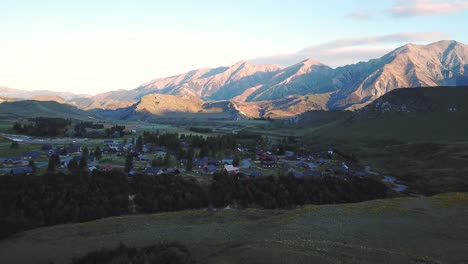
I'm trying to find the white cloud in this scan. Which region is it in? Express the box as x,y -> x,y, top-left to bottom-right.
250,32 -> 448,68
346,9 -> 372,20
388,0 -> 468,17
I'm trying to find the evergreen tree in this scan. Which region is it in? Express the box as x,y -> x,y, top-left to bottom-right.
185,157 -> 193,171
164,153 -> 171,166
28,159 -> 37,172
136,136 -> 143,152
79,155 -> 88,171
68,157 -> 79,172
10,141 -> 19,149
233,155 -> 240,167
82,147 -> 89,160
125,154 -> 133,173
94,147 -> 102,161
47,157 -> 56,172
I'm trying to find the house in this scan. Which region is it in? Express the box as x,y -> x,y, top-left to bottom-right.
250,171 -> 262,177
195,159 -> 207,168
155,151 -> 167,158
224,164 -> 240,175
195,157 -> 219,168
3,157 -> 28,166
143,143 -> 153,153
296,161 -> 310,169
204,165 -> 218,174
66,144 -> 82,154
342,162 -> 349,170
146,166 -> 161,176
240,159 -> 251,169
103,140 -> 116,146
317,158 -> 329,164
154,147 -> 167,152
260,154 -> 278,167
285,151 -> 295,159
293,171 -> 304,178
10,166 -> 34,176
353,171 -> 367,177
41,144 -> 53,150
222,159 -> 233,165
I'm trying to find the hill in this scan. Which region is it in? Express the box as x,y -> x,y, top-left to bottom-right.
0,193 -> 466,264
297,86 -> 468,194
308,86 -> 468,141
93,93 -> 246,121
0,100 -> 93,120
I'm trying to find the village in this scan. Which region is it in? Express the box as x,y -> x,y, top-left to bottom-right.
0,130 -> 381,188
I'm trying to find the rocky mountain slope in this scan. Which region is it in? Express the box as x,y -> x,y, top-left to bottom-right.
90,40 -> 468,112
2,40 -> 467,117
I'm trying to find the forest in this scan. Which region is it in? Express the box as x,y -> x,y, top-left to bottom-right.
0,170 -> 391,240
71,242 -> 195,264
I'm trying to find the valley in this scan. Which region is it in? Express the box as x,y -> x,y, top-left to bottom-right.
1,40 -> 467,264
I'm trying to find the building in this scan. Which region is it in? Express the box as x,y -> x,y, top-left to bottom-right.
260,153 -> 278,167
249,171 -> 263,177
224,164 -> 240,175
66,144 -> 82,154
146,166 -> 161,176
10,166 -> 34,176
204,165 -> 218,175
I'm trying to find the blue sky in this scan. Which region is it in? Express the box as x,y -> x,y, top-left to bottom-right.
1,0 -> 468,94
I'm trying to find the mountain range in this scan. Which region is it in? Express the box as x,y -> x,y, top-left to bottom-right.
1,40 -> 467,119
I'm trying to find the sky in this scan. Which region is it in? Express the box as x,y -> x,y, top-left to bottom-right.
1,0 -> 468,95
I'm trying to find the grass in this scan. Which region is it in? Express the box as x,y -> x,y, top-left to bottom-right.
0,193 -> 467,264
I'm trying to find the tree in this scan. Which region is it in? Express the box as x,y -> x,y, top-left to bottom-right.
68,157 -> 79,172
125,154 -> 133,173
28,159 -> 37,172
47,157 -> 57,172
233,155 -> 240,167
185,158 -> 193,171
136,136 -> 143,152
94,147 -> 102,161
164,153 -> 171,166
10,141 -> 19,149
82,147 -> 89,160
12,122 -> 22,131
79,155 -> 88,172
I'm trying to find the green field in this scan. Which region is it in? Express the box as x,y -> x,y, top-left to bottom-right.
0,193 -> 467,264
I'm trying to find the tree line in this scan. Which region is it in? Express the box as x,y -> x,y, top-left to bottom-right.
0,170 -> 391,240
71,242 -> 195,264
13,117 -> 72,137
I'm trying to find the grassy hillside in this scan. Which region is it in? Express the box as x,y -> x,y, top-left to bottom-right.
0,100 -> 93,120
299,87 -> 468,194
0,193 -> 466,264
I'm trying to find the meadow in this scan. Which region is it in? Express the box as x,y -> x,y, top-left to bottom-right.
0,193 -> 466,264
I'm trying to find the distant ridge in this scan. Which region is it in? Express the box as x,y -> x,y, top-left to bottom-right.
2,40 -> 467,117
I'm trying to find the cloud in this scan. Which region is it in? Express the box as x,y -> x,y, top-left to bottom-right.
346,9 -> 372,20
388,0 -> 468,17
250,32 -> 448,68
